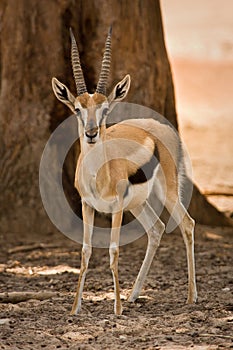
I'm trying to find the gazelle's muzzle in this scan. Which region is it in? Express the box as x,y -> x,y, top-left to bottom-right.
85,126 -> 99,143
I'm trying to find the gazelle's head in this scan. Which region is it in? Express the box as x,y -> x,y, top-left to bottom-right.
52,27 -> 131,145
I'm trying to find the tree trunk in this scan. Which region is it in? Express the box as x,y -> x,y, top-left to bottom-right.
0,0 -> 230,236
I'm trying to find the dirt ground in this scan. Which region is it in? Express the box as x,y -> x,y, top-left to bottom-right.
0,223 -> 232,350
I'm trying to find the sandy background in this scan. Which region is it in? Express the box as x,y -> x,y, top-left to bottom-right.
161,0 -> 233,214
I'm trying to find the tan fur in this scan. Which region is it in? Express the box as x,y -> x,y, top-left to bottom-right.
71,116 -> 197,316
75,123 -> 156,201
95,124 -> 156,197
51,79 -> 197,316
77,92 -> 107,108
52,49 -> 197,316
75,123 -> 181,219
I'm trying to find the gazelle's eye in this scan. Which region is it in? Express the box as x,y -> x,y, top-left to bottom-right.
75,108 -> 81,116
102,108 -> 109,116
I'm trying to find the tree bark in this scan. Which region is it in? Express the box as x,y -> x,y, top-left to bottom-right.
0,0 -> 230,236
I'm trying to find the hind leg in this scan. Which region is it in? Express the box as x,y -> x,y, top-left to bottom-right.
128,201 -> 165,302
165,194 -> 197,303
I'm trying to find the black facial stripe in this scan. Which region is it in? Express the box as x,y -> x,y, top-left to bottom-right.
128,145 -> 160,185
79,116 -> 85,127
99,115 -> 106,126
103,108 -> 109,115
74,108 -> 84,126
99,108 -> 108,125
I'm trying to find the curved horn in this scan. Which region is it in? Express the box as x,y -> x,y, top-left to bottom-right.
96,26 -> 112,95
70,28 -> 87,95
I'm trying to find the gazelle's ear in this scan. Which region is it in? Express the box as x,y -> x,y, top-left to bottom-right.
108,74 -> 131,107
52,77 -> 75,112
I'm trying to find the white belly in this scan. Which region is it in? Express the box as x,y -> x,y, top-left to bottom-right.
79,167 -> 158,214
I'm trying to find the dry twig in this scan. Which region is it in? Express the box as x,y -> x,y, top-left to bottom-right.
200,333 -> 233,340
0,291 -> 59,303
8,243 -> 60,254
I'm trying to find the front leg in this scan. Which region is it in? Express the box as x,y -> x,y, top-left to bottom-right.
109,210 -> 123,315
71,202 -> 94,315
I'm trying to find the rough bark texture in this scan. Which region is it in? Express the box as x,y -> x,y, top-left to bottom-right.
0,0 -> 230,236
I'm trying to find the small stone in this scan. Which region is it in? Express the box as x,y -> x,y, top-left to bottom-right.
100,319 -> 110,326
119,335 -> 127,341
175,327 -> 188,334
165,336 -> 173,341
0,318 -> 11,325
191,331 -> 199,337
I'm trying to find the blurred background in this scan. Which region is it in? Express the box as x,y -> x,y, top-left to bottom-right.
161,0 -> 233,214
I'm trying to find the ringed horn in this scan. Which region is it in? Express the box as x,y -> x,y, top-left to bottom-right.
69,28 -> 87,96
69,26 -> 112,96
96,26 -> 112,95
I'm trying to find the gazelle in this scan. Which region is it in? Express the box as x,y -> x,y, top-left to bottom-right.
52,27 -> 197,315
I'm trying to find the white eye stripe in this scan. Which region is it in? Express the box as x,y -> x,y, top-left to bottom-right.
74,101 -> 109,128
82,110 -> 88,123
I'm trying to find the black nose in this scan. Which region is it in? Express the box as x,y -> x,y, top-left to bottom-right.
85,127 -> 98,139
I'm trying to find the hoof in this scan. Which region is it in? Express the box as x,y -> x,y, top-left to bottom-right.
70,309 -> 78,316
187,293 -> 198,304
127,292 -> 139,303
70,305 -> 81,315
115,304 -> 123,316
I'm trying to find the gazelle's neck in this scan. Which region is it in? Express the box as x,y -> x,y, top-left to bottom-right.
79,124 -> 111,182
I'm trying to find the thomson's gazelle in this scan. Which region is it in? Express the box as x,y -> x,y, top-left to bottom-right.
52,27 -> 197,315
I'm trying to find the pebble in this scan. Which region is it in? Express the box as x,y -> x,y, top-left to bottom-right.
119,335 -> 127,341
165,336 -> 173,341
0,318 -> 11,325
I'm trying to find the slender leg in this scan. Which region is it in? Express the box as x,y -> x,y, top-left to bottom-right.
128,201 -> 165,302
109,210 -> 123,315
71,202 -> 95,315
165,195 -> 197,303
